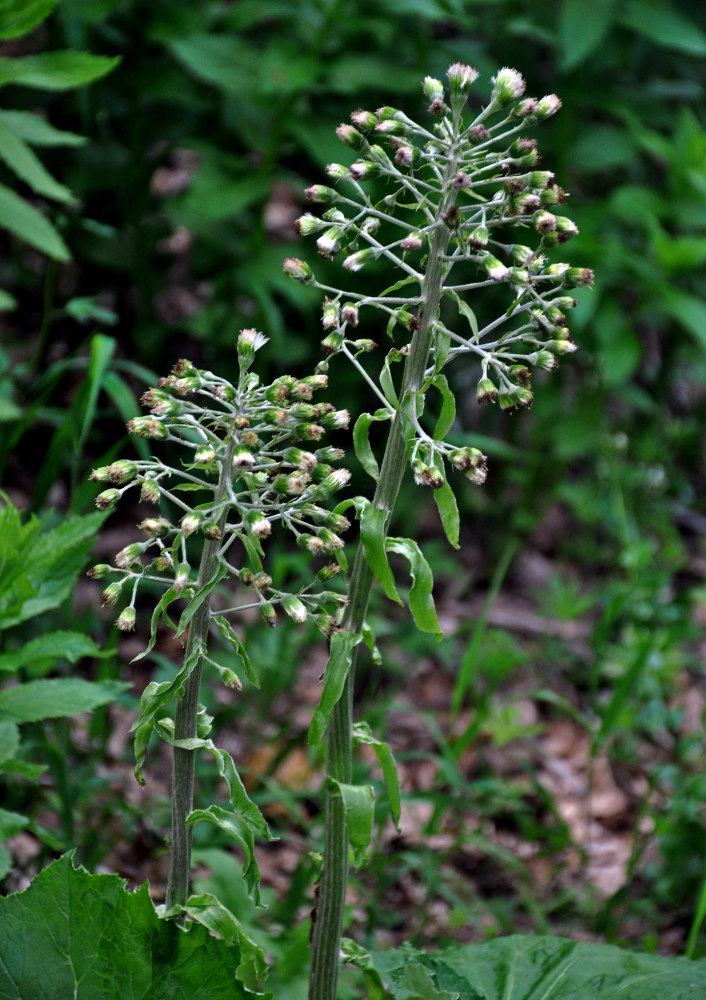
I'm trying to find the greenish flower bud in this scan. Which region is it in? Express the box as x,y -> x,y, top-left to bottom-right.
88,564 -> 111,579
546,306 -> 568,326
316,468 -> 352,499
552,296 -> 578,310
375,119 -> 408,136
106,461 -> 137,484
510,244 -> 534,265
530,350 -> 559,371
284,447 -> 318,471
447,62 -> 479,110
322,299 -> 340,328
351,338 -> 377,352
89,466 -> 111,482
317,227 -> 346,257
101,582 -> 123,607
325,162 -> 349,179
139,479 -> 160,504
547,338 -> 578,354
322,409 -> 350,430
341,302 -> 359,326
315,447 -> 346,462
220,668 -> 242,690
282,595 -> 308,623
509,267 -> 530,286
322,330 -> 345,354
305,184 -> 339,203
300,423 -> 325,441
195,447 -> 217,464
233,447 -> 256,469
351,108 -> 378,130
247,511 -> 271,538
528,171 -> 555,189
422,76 -> 444,103
282,257 -> 314,282
295,212 -> 324,236
535,211 -> 557,234
468,226 -> 489,249
204,523 -> 222,540
115,543 -> 145,569
491,67 -> 525,105
342,248 -> 378,272
349,159 -> 381,181
376,105 -> 404,121
536,94 -> 562,119
140,517 -> 171,538
254,573 -> 272,592
476,378 -> 498,403
316,562 -> 342,581
320,529 -> 345,552
152,552 -> 173,572
513,98 -> 538,118
260,602 -> 277,627
298,533 -> 325,555
174,563 -> 191,593
565,267 -> 594,287
336,123 -> 365,148
180,513 -> 202,536
237,327 -> 268,363
512,193 -> 541,215
127,417 -> 168,439
95,489 -> 121,510
483,255 -> 510,281
116,606 -> 136,631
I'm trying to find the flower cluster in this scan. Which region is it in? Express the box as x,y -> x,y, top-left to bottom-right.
90,329 -> 351,655
284,64 -> 593,492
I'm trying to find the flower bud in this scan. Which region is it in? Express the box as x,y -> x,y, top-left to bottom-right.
565,267 -> 595,288
476,377 -> 498,403
376,105 -> 403,121
316,227 -> 345,257
394,145 -> 416,167
254,573 -> 272,592
530,350 -> 559,371
195,447 -> 217,464
315,468 -> 352,499
322,330 -> 345,354
322,299 -> 340,329
469,124 -> 490,144
101,582 -> 123,607
322,409 -> 350,430
513,98 -> 538,118
547,338 -> 578,354
127,417 -> 168,439
95,489 -> 121,510
341,302 -> 359,326
336,123 -> 365,149
295,213 -> 324,236
491,67 -> 525,105
115,543 -> 145,569
316,562 -> 342,581
320,529 -> 345,552
400,233 -> 423,252
139,479 -> 161,504
237,327 -> 268,363
116,606 -> 136,631
468,225 -> 489,249
282,257 -> 314,283
88,564 -> 111,579
298,533 -> 325,554
351,108 -> 378,130
325,162 -> 349,180
89,466 -> 111,482
536,94 -> 562,119
305,184 -> 339,203
180,513 -> 202,536
259,603 -> 277,627
174,563 -> 191,593
535,211 -> 557,234
204,523 -> 221,540
140,517 -> 171,538
422,76 -> 445,103
483,256 -> 510,282
342,248 -> 377,272
233,447 -> 255,469
282,595 -> 308,623
349,159 -> 380,181
301,424 -> 325,441
447,62 -> 478,110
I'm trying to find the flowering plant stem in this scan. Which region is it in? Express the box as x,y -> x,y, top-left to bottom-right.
165,437 -> 236,915
309,211 -> 453,1000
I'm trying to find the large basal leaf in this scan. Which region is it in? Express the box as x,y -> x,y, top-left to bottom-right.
0,854 -> 252,999
0,631 -> 101,674
0,677 -> 127,723
371,935 -> 706,1000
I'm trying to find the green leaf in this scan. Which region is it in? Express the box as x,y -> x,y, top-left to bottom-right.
0,180 -> 70,260
64,296 -> 118,326
353,721 -> 401,830
360,500 -> 401,605
430,374 -> 455,442
206,744 -> 272,842
0,631 -> 101,674
0,287 -> 17,312
618,0 -> 706,55
386,537 -> 441,637
0,806 -> 27,839
0,109 -> 85,146
328,778 -> 375,868
353,409 -> 392,482
212,615 -> 258,687
559,0 -> 617,69
372,935 -> 706,1000
183,893 -> 268,980
0,720 -> 19,762
168,35 -> 259,94
0,678 -> 127,723
659,288 -> 706,351
0,50 -> 120,90
77,334 -> 115,449
0,116 -> 72,201
0,854 -> 250,999
187,806 -> 264,907
0,0 -> 56,40
132,585 -> 183,662
432,479 -> 459,550
309,629 -> 362,746
176,566 -> 227,637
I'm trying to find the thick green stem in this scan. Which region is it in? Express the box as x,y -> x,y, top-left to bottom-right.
165,438 -> 236,915
308,173 -> 458,999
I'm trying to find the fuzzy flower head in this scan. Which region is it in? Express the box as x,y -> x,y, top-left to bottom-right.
491,67 -> 525,105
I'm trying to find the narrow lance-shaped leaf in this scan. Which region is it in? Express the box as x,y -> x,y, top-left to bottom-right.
386,536 -> 442,637
309,629 -> 362,746
353,721 -> 401,830
0,118 -> 72,202
353,409 -> 392,482
0,180 -> 69,260
433,478 -> 460,550
327,778 -> 375,869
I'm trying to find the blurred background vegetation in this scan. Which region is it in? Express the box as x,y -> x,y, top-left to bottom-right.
2,0 -> 706,989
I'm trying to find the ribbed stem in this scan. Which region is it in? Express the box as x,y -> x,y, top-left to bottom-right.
308,155 -> 459,999
165,437 -> 236,915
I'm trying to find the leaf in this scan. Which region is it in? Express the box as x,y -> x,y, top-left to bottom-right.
0,180 -> 70,260
0,720 -> 19,762
0,109 -> 85,146
559,0 -> 617,69
0,678 -> 127,723
360,500 -> 401,605
386,537 -> 441,637
308,629 -> 362,746
64,296 -> 118,326
0,854 -> 250,999
212,615 -> 258,686
168,35 -> 259,94
372,934 -> 706,1000
176,566 -> 227,637
131,584 -> 182,662
618,0 -> 706,55
430,374 -> 456,442
0,806 -> 27,839
0,117 -> 72,201
0,631 -> 100,674
187,806 -> 264,907
0,0 -> 56,40
353,721 -> 401,829
182,893 -> 268,980
433,479 -> 460,550
353,409 -> 392,482
0,50 -> 120,90
659,288 -> 706,351
328,778 -> 375,869
76,333 -> 115,449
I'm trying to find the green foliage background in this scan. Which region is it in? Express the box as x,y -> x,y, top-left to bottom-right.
2,0 -> 706,970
